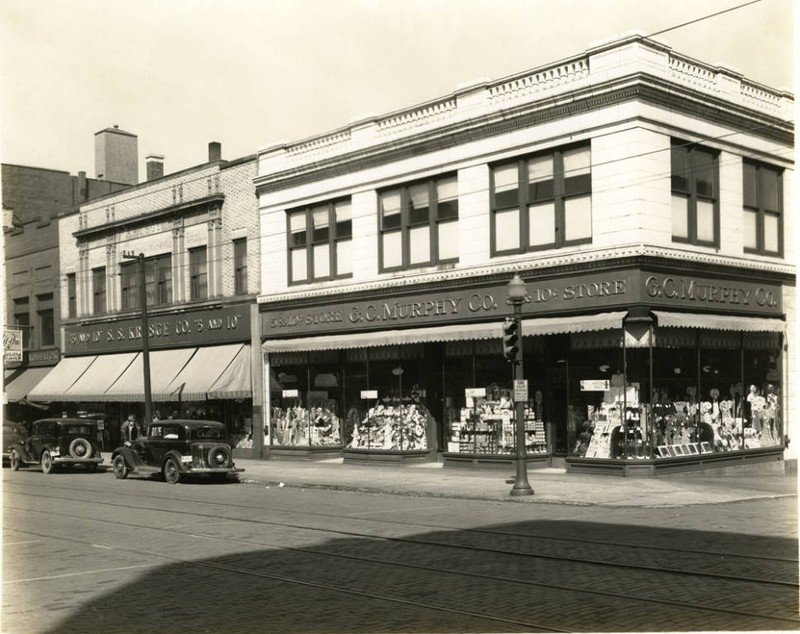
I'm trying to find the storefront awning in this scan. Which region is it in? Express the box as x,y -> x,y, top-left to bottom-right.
207,345 -> 252,400
521,311 -> 627,336
4,367 -> 54,403
652,311 -> 786,332
263,312 -> 627,353
62,352 -> 138,401
105,348 -> 196,402
28,356 -> 96,402
161,344 -> 247,401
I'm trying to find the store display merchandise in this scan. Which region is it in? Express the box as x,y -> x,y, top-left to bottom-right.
348,403 -> 429,450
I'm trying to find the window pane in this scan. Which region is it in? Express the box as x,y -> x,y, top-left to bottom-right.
409,183 -> 429,225
380,190 -> 402,230
409,225 -> 430,264
438,220 -> 458,261
493,163 -> 519,208
693,149 -> 715,198
313,243 -> 330,279
743,163 -> 758,208
312,205 -> 329,243
743,209 -> 758,249
335,201 -> 352,239
764,213 -> 779,252
289,212 -> 307,247
291,248 -> 307,282
762,168 -> 780,212
39,309 -> 54,347
528,202 -> 555,247
336,239 -> 352,276
382,231 -> 402,268
696,199 -> 715,242
563,146 -> 590,175
564,195 -> 592,242
494,208 -> 520,251
671,145 -> 688,192
436,177 -> 457,202
527,155 -> 553,201
671,195 -> 689,238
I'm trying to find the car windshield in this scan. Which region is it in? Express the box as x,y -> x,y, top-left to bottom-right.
63,424 -> 94,436
190,426 -> 224,441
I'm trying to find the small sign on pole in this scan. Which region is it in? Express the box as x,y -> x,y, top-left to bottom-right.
513,379 -> 528,402
3,329 -> 23,363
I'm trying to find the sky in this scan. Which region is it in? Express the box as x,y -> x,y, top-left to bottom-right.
0,0 -> 795,180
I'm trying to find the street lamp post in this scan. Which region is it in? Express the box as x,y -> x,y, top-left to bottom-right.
506,273 -> 534,496
122,251 -> 152,425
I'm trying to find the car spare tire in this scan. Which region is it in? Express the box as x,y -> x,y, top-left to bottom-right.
69,437 -> 92,459
207,444 -> 232,469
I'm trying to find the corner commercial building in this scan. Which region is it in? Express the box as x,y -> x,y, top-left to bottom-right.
255,35 -> 795,476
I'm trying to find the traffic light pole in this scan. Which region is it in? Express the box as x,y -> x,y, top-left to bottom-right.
505,274 -> 533,497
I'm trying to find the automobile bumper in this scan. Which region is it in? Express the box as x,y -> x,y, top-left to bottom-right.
53,457 -> 104,465
183,466 -> 245,474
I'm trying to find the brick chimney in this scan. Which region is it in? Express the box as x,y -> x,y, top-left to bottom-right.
146,154 -> 165,181
208,142 -> 222,162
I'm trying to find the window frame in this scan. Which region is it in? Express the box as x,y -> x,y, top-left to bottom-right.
66,273 -> 77,318
38,308 -> 55,347
377,174 -> 459,273
490,143 -> 592,256
286,197 -> 353,285
189,246 -> 208,301
233,238 -> 248,295
92,267 -> 106,315
670,140 -> 720,248
742,159 -> 783,257
120,254 -> 172,310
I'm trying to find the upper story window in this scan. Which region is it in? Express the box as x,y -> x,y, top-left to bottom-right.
92,267 -> 106,315
121,254 -> 172,310
233,238 -> 248,295
66,273 -> 77,318
38,308 -> 54,347
491,144 -> 591,255
671,141 -> 719,247
287,198 -> 352,284
743,160 -> 783,257
13,298 -> 30,349
189,247 -> 208,300
378,174 -> 458,272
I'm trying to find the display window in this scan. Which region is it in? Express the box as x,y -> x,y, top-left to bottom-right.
569,327 -> 783,461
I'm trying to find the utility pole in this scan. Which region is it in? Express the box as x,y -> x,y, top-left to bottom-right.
122,251 -> 152,424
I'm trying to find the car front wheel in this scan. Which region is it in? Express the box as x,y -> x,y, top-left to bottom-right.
41,450 -> 54,474
162,457 -> 181,484
112,455 -> 129,479
10,449 -> 20,471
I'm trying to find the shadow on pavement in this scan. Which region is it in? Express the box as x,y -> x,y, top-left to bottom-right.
41,518 -> 799,634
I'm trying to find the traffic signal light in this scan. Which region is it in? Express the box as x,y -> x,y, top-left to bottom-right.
502,317 -> 520,363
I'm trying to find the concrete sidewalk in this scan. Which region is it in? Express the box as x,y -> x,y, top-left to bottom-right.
228,455 -> 797,507
101,452 -> 797,507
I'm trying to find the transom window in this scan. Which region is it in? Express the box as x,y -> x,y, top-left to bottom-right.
743,160 -> 783,257
287,198 -> 352,284
671,141 -> 719,247
121,254 -> 172,310
491,144 -> 591,255
378,174 -> 458,271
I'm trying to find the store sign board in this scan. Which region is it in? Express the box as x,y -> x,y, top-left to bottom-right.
3,330 -> 23,363
282,389 -> 299,398
513,379 -> 528,402
261,269 -> 784,338
465,387 -> 486,398
580,379 -> 610,391
360,390 -> 378,399
64,305 -> 251,356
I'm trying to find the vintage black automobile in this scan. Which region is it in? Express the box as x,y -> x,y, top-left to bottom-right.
8,418 -> 103,473
112,419 -> 243,484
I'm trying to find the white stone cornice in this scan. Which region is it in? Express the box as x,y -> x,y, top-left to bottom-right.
257,245 -> 795,305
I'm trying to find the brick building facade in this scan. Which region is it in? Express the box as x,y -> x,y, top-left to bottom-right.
30,144 -> 261,453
